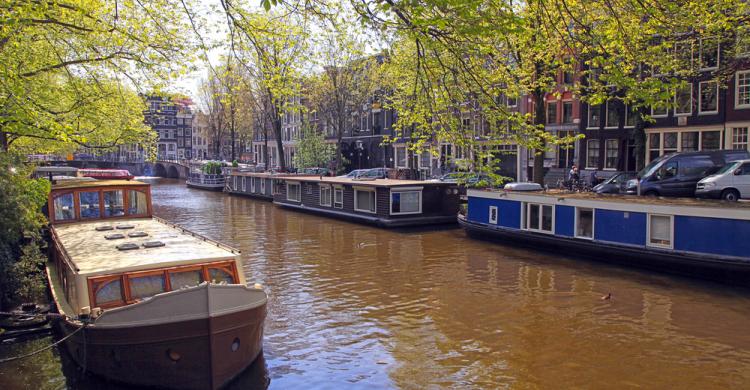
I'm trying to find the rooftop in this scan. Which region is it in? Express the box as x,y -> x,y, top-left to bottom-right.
53,218 -> 237,276
51,179 -> 147,191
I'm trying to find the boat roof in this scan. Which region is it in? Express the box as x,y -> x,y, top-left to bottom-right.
279,176 -> 452,187
51,179 -> 147,191
53,218 -> 237,276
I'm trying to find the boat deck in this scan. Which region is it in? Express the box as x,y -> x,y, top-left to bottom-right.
52,217 -> 237,276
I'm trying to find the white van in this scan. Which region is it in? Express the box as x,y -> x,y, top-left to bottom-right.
696,159 -> 750,201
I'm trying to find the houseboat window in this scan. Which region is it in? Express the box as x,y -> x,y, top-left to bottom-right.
525,203 -> 553,233
208,267 -> 235,284
233,176 -> 239,191
287,183 -> 301,202
128,190 -> 147,215
104,190 -> 125,217
320,185 -> 332,207
334,188 -> 343,208
250,177 -> 256,192
169,270 -> 203,289
354,189 -> 376,213
128,274 -> 166,300
576,208 -> 594,239
489,206 -> 498,224
53,193 -> 75,221
648,214 -> 673,248
391,190 -> 421,214
241,177 -> 247,192
261,178 -> 267,194
79,191 -> 101,219
93,278 -> 124,306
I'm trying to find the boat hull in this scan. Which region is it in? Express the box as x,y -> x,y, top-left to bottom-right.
458,214 -> 750,285
56,302 -> 265,390
186,181 -> 225,191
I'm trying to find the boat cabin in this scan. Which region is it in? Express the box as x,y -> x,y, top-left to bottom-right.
272,176 -> 460,227
224,171 -> 312,200
48,179 -> 152,224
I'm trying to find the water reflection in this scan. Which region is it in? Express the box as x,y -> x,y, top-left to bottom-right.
3,177 -> 750,389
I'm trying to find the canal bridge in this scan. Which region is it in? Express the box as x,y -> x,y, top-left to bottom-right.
34,159 -> 190,179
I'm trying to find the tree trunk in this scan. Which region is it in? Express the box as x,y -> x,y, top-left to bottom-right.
634,109 -> 647,172
1,131 -> 8,152
273,115 -> 285,171
532,89 -> 547,185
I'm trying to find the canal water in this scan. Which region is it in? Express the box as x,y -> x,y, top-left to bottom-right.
3,177 -> 750,389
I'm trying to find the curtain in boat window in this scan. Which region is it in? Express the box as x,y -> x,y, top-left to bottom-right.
649,215 -> 672,246
128,190 -> 147,215
53,193 -> 75,221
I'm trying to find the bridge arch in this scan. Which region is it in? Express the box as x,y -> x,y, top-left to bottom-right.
154,163 -> 167,178
167,165 -> 180,178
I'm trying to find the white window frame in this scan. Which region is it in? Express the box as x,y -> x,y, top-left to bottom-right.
604,139 -> 619,171
698,80 -> 719,115
586,139 -> 600,170
286,182 -> 301,202
260,177 -> 266,194
587,104 -> 601,129
233,176 -> 239,191
390,188 -> 422,215
333,186 -> 343,209
354,188 -> 377,214
699,37 -> 720,71
574,207 -> 595,239
489,206 -> 498,225
241,176 -> 247,192
674,84 -> 693,116
647,214 -> 674,249
250,177 -> 256,193
737,26 -> 750,58
604,101 -> 620,129
394,146 -> 408,168
650,103 -> 668,118
319,185 -> 332,207
522,202 -> 555,234
731,127 -> 749,151
735,70 -> 750,109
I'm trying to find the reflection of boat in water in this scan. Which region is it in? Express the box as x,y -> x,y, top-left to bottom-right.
46,178 -> 267,389
187,161 -> 226,191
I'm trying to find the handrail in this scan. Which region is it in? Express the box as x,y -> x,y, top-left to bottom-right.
151,216 -> 241,254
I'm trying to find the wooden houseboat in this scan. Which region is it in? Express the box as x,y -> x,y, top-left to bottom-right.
46,179 -> 267,389
459,187 -> 750,284
224,171 -> 282,201
187,161 -> 226,191
272,176 -> 460,227
79,168 -> 135,180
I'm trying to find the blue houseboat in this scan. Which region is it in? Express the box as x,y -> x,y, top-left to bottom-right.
460,187 -> 750,284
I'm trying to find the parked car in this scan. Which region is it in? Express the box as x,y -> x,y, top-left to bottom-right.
625,150 -> 750,197
696,159 -> 750,201
299,167 -> 330,176
358,167 -> 389,179
337,169 -> 368,178
593,172 -> 637,194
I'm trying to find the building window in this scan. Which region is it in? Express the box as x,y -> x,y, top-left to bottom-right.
651,101 -> 668,118
586,139 -> 600,169
489,206 -> 498,225
391,190 -> 421,215
699,37 -> 719,70
354,189 -> 376,213
334,187 -> 343,209
605,101 -> 620,128
699,81 -> 719,114
664,132 -> 678,154
546,101 -> 558,124
648,214 -> 673,248
648,133 -> 661,162
320,185 -> 332,207
575,207 -> 594,239
605,139 -> 619,170
395,146 -> 407,168
736,71 -> 750,108
523,203 -> 554,233
624,106 -> 638,128
562,101 -> 573,124
702,131 -> 721,150
674,84 -> 693,116
588,104 -> 601,128
674,41 -> 693,68
681,131 -> 699,151
286,182 -> 301,202
732,127 -> 748,150
737,26 -> 750,58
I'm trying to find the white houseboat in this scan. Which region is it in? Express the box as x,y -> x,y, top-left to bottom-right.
46,179 -> 266,389
187,161 -> 226,191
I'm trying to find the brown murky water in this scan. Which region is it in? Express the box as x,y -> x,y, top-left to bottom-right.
3,177 -> 750,389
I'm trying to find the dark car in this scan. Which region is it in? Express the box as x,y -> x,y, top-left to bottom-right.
625,150 -> 750,197
593,172 -> 637,194
299,167 -> 330,176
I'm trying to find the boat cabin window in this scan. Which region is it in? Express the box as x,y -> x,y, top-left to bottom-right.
575,207 -> 594,239
648,214 -> 673,248
391,190 -> 421,215
320,185 -> 332,207
128,190 -> 148,215
522,203 -> 554,233
208,266 -> 235,284
92,277 -> 125,307
128,273 -> 166,300
334,187 -> 343,209
53,193 -> 75,221
169,269 -> 203,289
79,191 -> 101,219
104,190 -> 125,217
287,182 -> 301,202
354,189 -> 377,213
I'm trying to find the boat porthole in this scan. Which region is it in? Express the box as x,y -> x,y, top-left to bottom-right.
231,338 -> 240,352
167,349 -> 181,362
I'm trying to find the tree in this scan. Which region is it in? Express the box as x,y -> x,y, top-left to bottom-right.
293,123 -> 336,168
